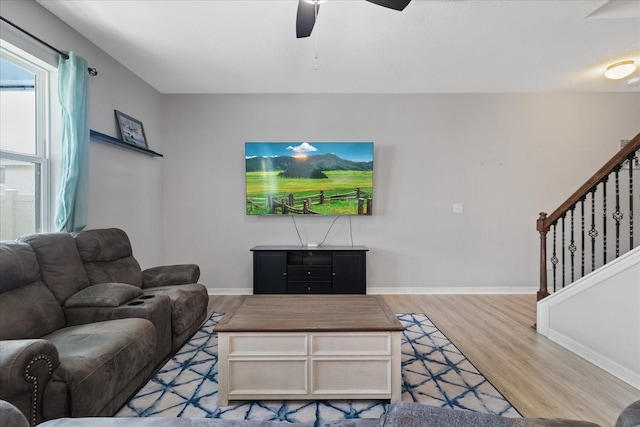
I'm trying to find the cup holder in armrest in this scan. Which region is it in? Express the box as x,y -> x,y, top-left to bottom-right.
127,295 -> 154,305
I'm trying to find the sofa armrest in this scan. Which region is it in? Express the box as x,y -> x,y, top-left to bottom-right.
0,400 -> 29,427
377,403 -> 602,427
64,294 -> 171,328
615,400 -> 640,427
0,339 -> 59,426
142,264 -> 200,288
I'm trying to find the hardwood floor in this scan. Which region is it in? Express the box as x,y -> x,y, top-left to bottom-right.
208,294 -> 640,427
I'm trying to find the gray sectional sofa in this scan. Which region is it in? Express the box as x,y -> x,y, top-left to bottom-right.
0,228 -> 209,426
2,399 -> 640,427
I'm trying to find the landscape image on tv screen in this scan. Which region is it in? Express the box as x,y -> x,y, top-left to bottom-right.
245,142 -> 373,215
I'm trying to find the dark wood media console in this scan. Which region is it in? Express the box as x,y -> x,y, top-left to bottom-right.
251,245 -> 368,294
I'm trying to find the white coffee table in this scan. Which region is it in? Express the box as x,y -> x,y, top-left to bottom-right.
215,295 -> 403,406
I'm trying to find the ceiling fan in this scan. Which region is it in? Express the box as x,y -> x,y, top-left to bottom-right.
296,0 -> 413,38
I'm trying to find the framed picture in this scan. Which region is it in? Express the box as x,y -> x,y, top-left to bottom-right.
115,110 -> 148,149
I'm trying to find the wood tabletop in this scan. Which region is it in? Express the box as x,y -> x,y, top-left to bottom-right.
214,295 -> 403,333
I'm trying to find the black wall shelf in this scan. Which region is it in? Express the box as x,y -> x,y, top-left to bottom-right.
89,130 -> 163,157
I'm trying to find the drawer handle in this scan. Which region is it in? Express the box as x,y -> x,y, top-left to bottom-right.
307,286 -> 311,291
307,271 -> 311,275
283,272 -> 287,276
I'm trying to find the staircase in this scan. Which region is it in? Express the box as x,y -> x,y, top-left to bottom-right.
536,132 -> 640,389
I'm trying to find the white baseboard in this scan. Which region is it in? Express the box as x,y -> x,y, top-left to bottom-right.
209,287 -> 253,295
367,286 -> 537,295
547,329 -> 640,390
208,286 -> 537,296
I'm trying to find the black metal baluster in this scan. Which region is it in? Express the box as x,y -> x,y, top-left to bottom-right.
589,187 -> 598,272
551,223 -> 558,292
561,214 -> 566,289
630,151 -> 636,250
602,177 -> 608,265
580,198 -> 585,278
613,166 -> 623,258
569,206 -> 576,282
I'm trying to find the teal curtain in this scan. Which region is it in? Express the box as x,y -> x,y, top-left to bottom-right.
55,52 -> 90,232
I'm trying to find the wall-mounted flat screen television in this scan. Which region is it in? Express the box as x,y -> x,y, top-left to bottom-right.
245,142 -> 373,215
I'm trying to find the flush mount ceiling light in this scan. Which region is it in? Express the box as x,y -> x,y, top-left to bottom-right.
604,60 -> 636,80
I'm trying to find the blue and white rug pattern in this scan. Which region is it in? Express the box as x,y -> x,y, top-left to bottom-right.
117,312 -> 520,424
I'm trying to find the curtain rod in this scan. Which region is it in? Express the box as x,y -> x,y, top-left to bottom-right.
0,16 -> 98,76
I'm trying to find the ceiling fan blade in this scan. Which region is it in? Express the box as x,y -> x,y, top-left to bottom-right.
296,0 -> 319,38
365,0 -> 412,11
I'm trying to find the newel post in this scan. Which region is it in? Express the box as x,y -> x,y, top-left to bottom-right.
537,212 -> 550,301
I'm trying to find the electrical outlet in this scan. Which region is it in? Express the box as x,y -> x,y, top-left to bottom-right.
453,204 -> 463,213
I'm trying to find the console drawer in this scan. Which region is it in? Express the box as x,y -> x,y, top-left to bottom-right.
288,266 -> 331,280
288,281 -> 332,294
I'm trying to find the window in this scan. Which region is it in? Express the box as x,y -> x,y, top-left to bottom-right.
0,41 -> 55,240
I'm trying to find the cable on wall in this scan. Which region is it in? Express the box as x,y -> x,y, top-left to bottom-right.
291,215 -> 304,246
292,215 -> 356,247
318,215 -> 342,247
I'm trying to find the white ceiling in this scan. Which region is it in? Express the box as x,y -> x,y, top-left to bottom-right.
36,0 -> 640,94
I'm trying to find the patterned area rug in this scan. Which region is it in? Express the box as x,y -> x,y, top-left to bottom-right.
117,313 -> 520,425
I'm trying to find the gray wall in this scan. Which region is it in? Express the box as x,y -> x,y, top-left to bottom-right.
161,94 -> 639,293
2,0 -> 165,268
4,1 -> 639,292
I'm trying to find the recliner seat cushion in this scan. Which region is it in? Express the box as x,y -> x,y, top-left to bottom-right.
63,294 -> 173,367
19,233 -> 91,305
43,318 -> 156,418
